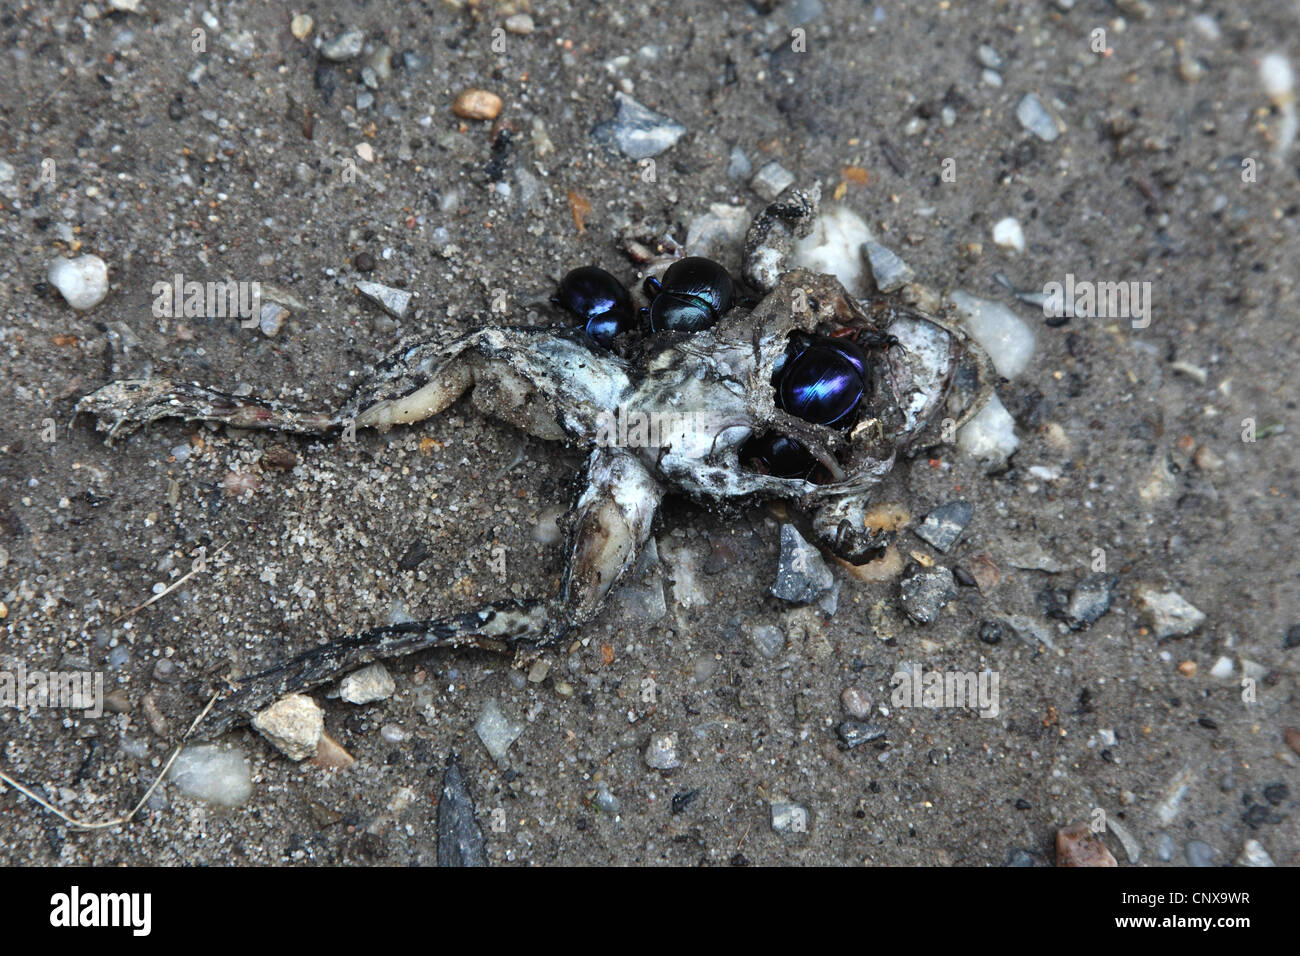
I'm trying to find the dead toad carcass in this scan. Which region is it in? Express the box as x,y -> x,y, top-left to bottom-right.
76,187 -> 995,735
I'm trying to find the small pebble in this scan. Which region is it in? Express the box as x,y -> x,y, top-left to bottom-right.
527,660 -> 550,683
289,13 -> 312,40
750,624 -> 785,659
48,255 -> 109,310
913,501 -> 973,553
726,146 -> 751,179
1056,823 -> 1117,867
320,29 -> 364,62
169,745 -> 252,806
862,240 -> 914,294
1154,832 -> 1175,861
452,88 -> 503,121
837,720 -> 886,749
252,693 -> 324,761
590,92 -> 685,159
339,663 -> 396,704
1016,93 -> 1064,142
750,161 -> 796,202
1062,573 -> 1116,629
1236,839 -> 1275,867
791,204 -> 873,293
771,524 -> 834,605
991,216 -> 1025,253
1134,585 -> 1206,639
976,44 -> 1002,69
644,731 -> 681,770
1185,840 -> 1215,867
595,783 -> 620,814
355,279 -> 411,319
504,13 -> 534,35
950,290 -> 1035,379
259,301 -> 289,337
898,566 -> 956,625
379,723 -> 407,744
770,800 -> 809,833
685,203 -> 751,263
841,686 -> 872,719
475,699 -> 523,761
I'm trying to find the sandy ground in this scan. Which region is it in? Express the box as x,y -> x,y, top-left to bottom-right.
0,0 -> 1297,866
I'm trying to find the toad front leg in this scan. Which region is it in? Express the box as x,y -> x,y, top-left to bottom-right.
199,447 -> 660,737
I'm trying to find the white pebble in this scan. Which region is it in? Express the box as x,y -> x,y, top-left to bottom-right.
48,254 -> 109,310
339,662 -> 396,704
1209,655 -> 1234,679
957,393 -> 1019,468
168,744 -> 252,806
991,216 -> 1025,253
949,290 -> 1036,378
1260,53 -> 1295,105
791,205 -> 874,294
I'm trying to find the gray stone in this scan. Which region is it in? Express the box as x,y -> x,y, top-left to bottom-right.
590,92 -> 686,160
1154,832 -> 1175,862
770,800 -> 809,833
862,240 -> 914,293
320,29 -> 365,62
914,501 -> 973,552
771,523 -> 834,604
899,566 -> 956,624
726,146 -> 751,179
685,203 -> 750,261
750,623 -> 785,659
1065,574 -> 1116,629
1185,840 -> 1215,867
259,300 -> 289,337
976,44 -> 1003,69
474,698 -> 523,761
750,161 -> 796,201
1134,585 -> 1206,639
1016,93 -> 1064,142
355,279 -> 412,319
644,731 -> 681,770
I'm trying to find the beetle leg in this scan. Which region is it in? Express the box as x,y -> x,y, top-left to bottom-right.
196,448 -> 661,738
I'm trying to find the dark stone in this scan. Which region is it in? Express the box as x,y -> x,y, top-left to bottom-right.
837,720 -> 887,749
913,501 -> 973,552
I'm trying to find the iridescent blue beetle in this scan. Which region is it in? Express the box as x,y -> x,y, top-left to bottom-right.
553,266 -> 636,348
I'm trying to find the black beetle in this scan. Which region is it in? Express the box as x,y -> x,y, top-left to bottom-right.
643,256 -> 735,333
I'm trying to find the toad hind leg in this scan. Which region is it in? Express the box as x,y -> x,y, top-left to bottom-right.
77,327 -> 632,445
197,448 -> 662,738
